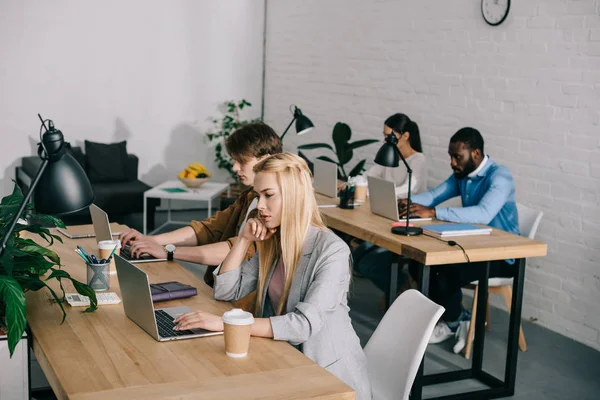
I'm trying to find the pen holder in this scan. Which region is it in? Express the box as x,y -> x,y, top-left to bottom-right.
339,186 -> 355,209
86,261 -> 110,291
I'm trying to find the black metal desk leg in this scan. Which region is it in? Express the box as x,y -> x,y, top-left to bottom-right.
504,258 -> 526,394
472,261 -> 490,374
386,257 -> 400,309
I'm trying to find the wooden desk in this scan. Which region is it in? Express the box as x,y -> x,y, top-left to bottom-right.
316,194 -> 548,400
26,224 -> 354,400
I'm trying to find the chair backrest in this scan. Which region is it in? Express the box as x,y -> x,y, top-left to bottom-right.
364,289 -> 445,400
516,203 -> 543,239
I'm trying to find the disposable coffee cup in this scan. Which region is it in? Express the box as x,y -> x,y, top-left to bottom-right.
222,308 -> 254,358
98,240 -> 121,275
354,184 -> 368,203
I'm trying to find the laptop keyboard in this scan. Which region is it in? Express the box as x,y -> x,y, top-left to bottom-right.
155,309 -> 196,338
121,245 -> 155,261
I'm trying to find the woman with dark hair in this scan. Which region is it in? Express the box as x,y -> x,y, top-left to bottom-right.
354,113 -> 428,298
365,113 -> 427,198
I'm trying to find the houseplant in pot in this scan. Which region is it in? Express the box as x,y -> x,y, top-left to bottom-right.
298,122 -> 379,180
207,99 -> 258,207
0,183 -> 97,357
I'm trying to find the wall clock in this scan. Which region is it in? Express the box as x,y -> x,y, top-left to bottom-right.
481,0 -> 510,26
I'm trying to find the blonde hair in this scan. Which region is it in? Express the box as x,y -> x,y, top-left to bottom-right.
252,153 -> 327,316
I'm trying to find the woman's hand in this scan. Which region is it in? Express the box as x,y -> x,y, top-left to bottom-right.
174,310 -> 224,331
240,218 -> 277,242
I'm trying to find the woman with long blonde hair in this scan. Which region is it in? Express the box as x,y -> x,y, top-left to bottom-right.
175,153 -> 371,399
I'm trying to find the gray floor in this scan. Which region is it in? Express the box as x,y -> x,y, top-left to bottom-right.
33,209 -> 600,399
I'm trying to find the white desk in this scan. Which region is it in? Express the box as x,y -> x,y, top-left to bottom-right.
143,180 -> 230,234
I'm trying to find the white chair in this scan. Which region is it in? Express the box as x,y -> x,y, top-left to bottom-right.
364,289 -> 445,400
463,203 -> 544,359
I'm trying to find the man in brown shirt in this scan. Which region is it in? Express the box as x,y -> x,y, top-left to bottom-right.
119,122 -> 282,287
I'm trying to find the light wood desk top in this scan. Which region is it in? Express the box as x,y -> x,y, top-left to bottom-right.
27,224 -> 354,400
316,194 -> 547,265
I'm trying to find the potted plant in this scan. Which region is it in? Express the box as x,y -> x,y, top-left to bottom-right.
0,183 -> 97,357
298,122 -> 379,180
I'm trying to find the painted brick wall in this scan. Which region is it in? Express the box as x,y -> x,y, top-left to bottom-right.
264,0 -> 600,351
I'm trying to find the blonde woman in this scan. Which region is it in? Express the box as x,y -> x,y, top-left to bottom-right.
174,153 -> 371,399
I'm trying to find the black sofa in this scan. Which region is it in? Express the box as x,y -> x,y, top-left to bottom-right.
15,143 -> 159,229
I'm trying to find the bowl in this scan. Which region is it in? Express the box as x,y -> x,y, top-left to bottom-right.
179,176 -> 210,188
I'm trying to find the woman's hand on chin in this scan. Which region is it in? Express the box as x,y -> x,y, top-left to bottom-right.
240,218 -> 277,242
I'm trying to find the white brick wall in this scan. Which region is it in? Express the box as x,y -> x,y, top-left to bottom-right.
264,0 -> 600,351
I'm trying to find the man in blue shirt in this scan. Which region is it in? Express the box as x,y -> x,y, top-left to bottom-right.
399,127 -> 519,353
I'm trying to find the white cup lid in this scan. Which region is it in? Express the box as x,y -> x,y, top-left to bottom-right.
98,239 -> 121,250
222,308 -> 254,325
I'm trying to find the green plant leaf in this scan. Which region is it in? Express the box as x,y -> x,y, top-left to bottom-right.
15,275 -> 46,292
338,148 -> 354,166
16,238 -> 60,265
332,122 -> 352,157
316,156 -> 339,165
0,275 -> 27,357
348,160 -> 367,177
347,139 -> 379,150
297,143 -> 334,151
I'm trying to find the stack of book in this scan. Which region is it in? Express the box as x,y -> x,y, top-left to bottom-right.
422,223 -> 492,238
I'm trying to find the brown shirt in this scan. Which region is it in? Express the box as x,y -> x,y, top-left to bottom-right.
189,186 -> 258,260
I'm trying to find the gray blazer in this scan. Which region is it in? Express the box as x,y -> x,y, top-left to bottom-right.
214,226 -> 372,400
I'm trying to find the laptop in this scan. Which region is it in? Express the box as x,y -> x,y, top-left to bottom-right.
115,255 -> 222,341
313,159 -> 338,198
367,176 -> 432,222
89,203 -> 166,263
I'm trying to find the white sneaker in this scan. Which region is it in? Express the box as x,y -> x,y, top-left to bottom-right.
429,321 -> 454,344
453,320 -> 470,354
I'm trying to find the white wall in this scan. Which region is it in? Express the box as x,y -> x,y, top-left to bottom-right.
0,0 -> 264,196
264,0 -> 600,350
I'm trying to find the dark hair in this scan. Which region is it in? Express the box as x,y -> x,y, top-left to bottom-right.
450,127 -> 484,153
384,113 -> 423,153
225,121 -> 283,162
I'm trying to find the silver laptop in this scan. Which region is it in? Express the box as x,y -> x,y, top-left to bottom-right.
89,203 -> 166,263
314,159 -> 338,198
367,176 -> 432,222
115,255 -> 222,341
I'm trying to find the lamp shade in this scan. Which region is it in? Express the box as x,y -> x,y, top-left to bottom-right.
33,152 -> 94,215
32,122 -> 94,215
374,141 -> 400,168
295,113 -> 314,136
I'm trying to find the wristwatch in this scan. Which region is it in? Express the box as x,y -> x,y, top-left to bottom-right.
165,244 -> 176,261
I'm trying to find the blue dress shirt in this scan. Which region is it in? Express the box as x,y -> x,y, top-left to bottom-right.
412,157 -> 520,236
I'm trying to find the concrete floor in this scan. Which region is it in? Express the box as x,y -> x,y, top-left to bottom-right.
33,209 -> 600,399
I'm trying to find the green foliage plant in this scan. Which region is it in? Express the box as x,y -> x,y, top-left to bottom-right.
0,183 -> 97,357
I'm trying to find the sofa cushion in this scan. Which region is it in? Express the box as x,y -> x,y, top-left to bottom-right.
92,180 -> 152,216
85,140 -> 129,183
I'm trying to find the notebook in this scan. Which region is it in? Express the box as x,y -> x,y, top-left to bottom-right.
422,223 -> 492,238
150,282 -> 197,302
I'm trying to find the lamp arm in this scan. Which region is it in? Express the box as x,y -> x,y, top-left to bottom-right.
280,116 -> 296,141
393,143 -> 412,174
0,157 -> 49,258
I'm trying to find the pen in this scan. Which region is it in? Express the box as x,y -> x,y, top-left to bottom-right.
74,249 -> 90,263
77,246 -> 92,263
318,204 -> 338,208
90,254 -> 99,264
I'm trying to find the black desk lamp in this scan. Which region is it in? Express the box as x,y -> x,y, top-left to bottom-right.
0,115 -> 95,257
280,105 -> 314,140
374,130 -> 423,236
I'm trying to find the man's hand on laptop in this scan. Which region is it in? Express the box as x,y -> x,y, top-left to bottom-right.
119,228 -> 147,247
399,202 -> 436,219
128,238 -> 166,259
174,310 -> 223,332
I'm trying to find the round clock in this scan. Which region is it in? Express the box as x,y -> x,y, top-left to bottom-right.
481,0 -> 510,26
